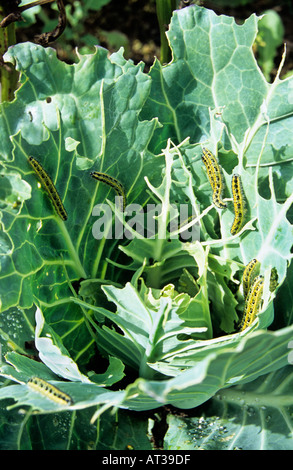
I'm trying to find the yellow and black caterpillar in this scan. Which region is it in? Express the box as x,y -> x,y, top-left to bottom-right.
90,171 -> 126,212
201,148 -> 227,209
28,156 -> 67,221
240,274 -> 264,331
27,377 -> 73,406
231,174 -> 245,235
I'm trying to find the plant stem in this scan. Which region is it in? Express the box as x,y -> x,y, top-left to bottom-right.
156,0 -> 177,64
0,6 -> 18,102
139,353 -> 156,379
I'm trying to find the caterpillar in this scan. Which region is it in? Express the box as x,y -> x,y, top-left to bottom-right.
240,275 -> 264,331
269,267 -> 278,292
202,148 -> 227,209
231,174 -> 245,235
242,258 -> 260,298
28,156 -> 67,221
27,377 -> 73,406
90,171 -> 126,212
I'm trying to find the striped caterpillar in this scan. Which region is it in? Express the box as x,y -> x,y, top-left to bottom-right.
242,258 -> 260,299
240,275 -> 264,331
27,377 -> 73,406
201,148 -> 227,209
28,156 -> 67,221
90,171 -> 126,212
231,174 -> 245,235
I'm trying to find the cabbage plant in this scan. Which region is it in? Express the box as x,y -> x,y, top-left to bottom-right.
0,5 -> 292,450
